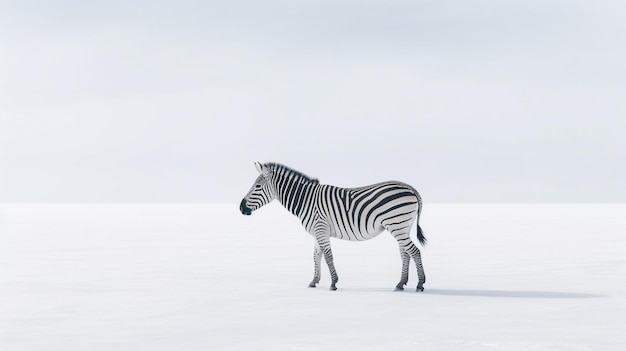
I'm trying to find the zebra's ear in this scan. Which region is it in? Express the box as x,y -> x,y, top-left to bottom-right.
254,161 -> 264,174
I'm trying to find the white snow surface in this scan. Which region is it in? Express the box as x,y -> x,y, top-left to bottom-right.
1,204 -> 625,350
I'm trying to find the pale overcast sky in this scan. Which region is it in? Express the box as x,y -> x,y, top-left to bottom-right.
1,0 -> 624,203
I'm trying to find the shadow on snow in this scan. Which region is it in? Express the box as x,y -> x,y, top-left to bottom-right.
342,287 -> 605,298
423,288 -> 605,299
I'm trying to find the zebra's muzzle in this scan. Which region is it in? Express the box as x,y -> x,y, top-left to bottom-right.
240,199 -> 252,216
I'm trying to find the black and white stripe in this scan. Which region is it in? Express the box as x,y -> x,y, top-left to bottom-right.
240,162 -> 426,292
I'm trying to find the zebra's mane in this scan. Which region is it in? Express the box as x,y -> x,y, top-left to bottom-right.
265,163 -> 319,184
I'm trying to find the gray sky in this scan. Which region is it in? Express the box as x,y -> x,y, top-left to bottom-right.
1,0 -> 625,203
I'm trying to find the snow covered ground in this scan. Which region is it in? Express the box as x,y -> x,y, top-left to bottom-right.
1,204 -> 625,350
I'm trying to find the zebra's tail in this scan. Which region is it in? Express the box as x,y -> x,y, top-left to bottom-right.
416,223 -> 427,246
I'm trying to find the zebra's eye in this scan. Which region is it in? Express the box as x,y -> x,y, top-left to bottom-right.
255,184 -> 263,189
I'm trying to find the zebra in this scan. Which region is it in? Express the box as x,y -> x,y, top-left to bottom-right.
239,162 -> 426,292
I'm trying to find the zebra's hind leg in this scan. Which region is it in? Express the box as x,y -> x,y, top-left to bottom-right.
395,249 -> 411,291
407,242 -> 426,292
309,243 -> 322,288
390,228 -> 426,292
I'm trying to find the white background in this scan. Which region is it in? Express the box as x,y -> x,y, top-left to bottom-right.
1,0 -> 625,203
2,3 -> 625,349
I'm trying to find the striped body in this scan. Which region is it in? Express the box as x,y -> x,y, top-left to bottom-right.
287,183 -> 421,242
240,162 -> 426,291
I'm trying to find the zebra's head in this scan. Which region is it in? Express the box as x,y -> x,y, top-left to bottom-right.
240,162 -> 276,216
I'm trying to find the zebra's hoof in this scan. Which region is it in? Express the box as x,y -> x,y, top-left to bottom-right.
330,286 -> 337,291
395,286 -> 404,291
308,282 -> 317,288
416,286 -> 424,292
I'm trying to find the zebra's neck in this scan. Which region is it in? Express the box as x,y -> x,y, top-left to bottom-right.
273,177 -> 318,219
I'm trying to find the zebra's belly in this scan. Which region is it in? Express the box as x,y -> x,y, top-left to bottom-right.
329,223 -> 385,241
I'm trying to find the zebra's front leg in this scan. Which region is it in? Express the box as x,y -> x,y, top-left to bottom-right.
315,233 -> 339,291
395,249 -> 411,291
308,243 -> 322,288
